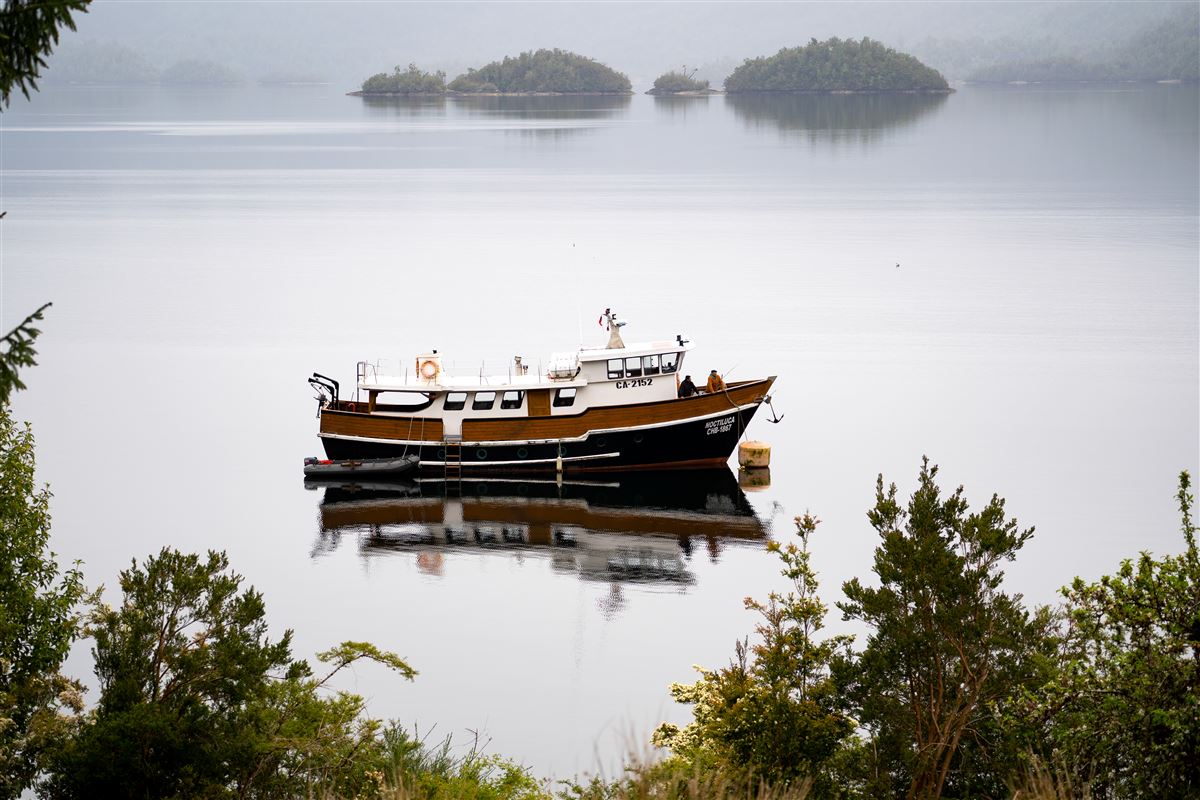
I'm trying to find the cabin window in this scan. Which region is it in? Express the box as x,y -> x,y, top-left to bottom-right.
607,359 -> 624,380
472,391 -> 496,410
444,392 -> 467,411
661,352 -> 680,373
642,354 -> 660,376
554,388 -> 577,407
500,390 -> 524,409
624,357 -> 642,378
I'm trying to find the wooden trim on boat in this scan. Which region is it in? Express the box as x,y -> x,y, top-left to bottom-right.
320,413 -> 444,442
527,389 -> 551,417
462,379 -> 771,442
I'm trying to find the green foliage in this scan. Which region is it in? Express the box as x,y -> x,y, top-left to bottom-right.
362,63 -> 447,94
654,514 -> 854,794
650,69 -> 709,94
839,458 -> 1049,800
0,0 -> 90,106
42,547 -> 417,799
1028,471 -> 1199,799
0,302 -> 50,406
448,49 -> 631,94
561,764 -> 811,800
381,725 -> 547,800
0,405 -> 85,799
725,38 -> 949,93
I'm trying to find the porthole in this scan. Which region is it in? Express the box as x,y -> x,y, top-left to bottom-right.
633,433 -> 644,444
558,444 -> 568,456
594,437 -> 607,448
476,448 -> 488,460
517,448 -> 529,459
436,448 -> 446,459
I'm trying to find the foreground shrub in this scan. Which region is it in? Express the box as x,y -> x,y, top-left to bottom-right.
41,548 -> 415,799
653,514 -> 854,795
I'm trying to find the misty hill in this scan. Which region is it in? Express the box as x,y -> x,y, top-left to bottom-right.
361,64 -> 447,94
967,5 -> 1199,83
725,38 -> 949,93
447,49 -> 631,94
160,59 -> 243,86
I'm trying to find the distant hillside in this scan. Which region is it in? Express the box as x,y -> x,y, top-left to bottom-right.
725,38 -> 950,93
45,40 -> 159,85
968,4 -> 1199,82
160,59 -> 243,86
448,49 -> 631,94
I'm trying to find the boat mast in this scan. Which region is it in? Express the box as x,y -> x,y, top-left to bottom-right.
602,308 -> 627,349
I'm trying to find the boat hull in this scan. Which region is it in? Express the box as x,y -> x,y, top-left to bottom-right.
320,395 -> 769,473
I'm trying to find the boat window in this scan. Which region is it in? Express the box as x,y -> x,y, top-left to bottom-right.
554,388 -> 577,407
444,392 -> 467,411
607,359 -> 624,380
642,354 -> 660,376
661,352 -> 680,373
624,357 -> 642,378
472,391 -> 496,410
500,390 -> 524,409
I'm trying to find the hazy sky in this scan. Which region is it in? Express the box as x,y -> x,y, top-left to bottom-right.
49,1 -> 1184,84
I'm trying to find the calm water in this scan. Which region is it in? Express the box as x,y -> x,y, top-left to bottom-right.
2,84 -> 1197,777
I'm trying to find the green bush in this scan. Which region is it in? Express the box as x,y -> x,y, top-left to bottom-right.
650,70 -> 709,93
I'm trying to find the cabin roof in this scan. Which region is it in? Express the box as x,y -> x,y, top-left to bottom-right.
576,338 -> 694,361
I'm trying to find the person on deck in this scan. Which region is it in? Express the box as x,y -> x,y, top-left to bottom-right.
706,370 -> 726,393
678,375 -> 697,398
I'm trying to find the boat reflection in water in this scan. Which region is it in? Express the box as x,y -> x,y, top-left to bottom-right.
308,469 -> 768,587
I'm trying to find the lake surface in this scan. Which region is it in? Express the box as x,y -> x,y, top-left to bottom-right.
2,84 -> 1197,778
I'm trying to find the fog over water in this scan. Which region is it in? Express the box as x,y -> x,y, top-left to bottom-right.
41,1 -> 1185,85
2,57 -> 1198,779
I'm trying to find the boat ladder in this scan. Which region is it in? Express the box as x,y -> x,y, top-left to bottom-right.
443,435 -> 462,482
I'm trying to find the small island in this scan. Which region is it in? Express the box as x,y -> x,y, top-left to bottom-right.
354,63 -> 447,96
647,68 -> 716,95
725,38 -> 950,93
447,48 -> 631,94
353,49 -> 632,96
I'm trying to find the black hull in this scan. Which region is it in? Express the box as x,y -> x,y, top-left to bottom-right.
320,405 -> 762,473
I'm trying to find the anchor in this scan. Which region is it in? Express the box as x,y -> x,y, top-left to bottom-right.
764,395 -> 785,424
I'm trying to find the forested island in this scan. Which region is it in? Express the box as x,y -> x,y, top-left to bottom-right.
449,49 -> 631,94
359,63 -> 447,95
725,38 -> 950,93
355,49 -> 631,96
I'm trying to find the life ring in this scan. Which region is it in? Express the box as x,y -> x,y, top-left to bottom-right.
419,359 -> 440,380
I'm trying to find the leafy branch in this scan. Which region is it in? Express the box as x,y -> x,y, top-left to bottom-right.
0,302 -> 51,403
0,0 -> 91,107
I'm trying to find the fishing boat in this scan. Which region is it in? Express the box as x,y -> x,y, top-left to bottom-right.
307,310 -> 778,474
